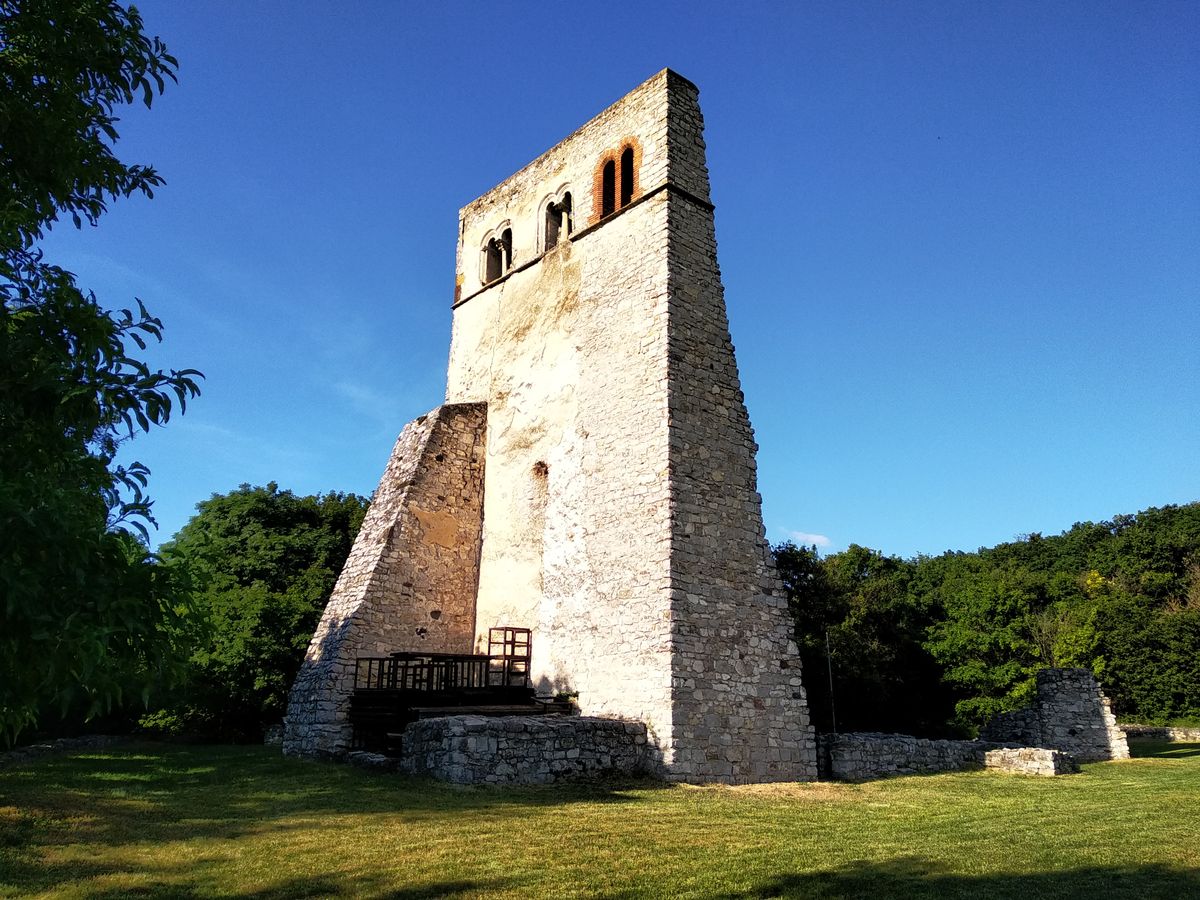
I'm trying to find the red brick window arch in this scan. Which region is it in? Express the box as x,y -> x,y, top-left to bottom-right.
601,160 -> 616,217
591,138 -> 641,224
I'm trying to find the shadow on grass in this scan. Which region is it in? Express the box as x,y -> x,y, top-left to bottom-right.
0,743 -> 664,895
1128,740 -> 1200,759
77,874 -> 511,899
720,856 -> 1200,899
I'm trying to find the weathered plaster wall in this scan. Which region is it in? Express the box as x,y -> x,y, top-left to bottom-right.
283,403 -> 486,757
446,89 -> 676,751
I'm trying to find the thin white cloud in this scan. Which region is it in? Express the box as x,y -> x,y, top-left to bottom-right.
333,380 -> 405,424
784,529 -> 832,548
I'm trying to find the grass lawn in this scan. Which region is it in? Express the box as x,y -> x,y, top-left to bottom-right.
1,741 -> 1197,898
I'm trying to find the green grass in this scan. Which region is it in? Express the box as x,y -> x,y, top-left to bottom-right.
1,741 -> 1197,898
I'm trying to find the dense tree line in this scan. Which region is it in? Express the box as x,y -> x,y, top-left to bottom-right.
1,0 -> 200,743
778,503 -> 1200,735
141,484 -> 369,741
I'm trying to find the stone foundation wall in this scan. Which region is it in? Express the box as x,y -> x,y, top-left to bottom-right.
981,668 -> 1130,762
979,707 -> 1039,746
820,733 -> 987,781
284,403 -> 486,758
819,733 -> 1082,780
1121,725 -> 1200,741
399,715 -> 648,784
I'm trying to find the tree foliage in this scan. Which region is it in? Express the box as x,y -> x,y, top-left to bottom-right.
150,484 -> 369,741
778,503 -> 1200,734
778,542 -> 962,736
1,0 -> 200,742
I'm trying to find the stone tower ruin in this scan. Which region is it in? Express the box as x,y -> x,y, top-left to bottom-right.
284,69 -> 818,783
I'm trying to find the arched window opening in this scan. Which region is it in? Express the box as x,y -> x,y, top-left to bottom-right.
601,160 -> 616,217
620,146 -> 634,208
500,228 -> 513,270
560,192 -> 573,235
483,228 -> 513,284
544,202 -> 560,250
544,193 -> 574,251
485,239 -> 503,283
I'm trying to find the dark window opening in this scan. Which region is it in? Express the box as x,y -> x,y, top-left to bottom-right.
500,228 -> 512,270
484,228 -> 513,284
545,193 -> 574,250
601,160 -> 615,217
620,146 -> 634,207
545,203 -> 560,250
485,240 -> 502,282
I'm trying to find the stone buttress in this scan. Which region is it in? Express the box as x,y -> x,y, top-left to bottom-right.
283,404 -> 485,757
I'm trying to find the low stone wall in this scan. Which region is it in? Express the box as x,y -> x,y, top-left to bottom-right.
979,707 -> 1039,746
0,735 -> 126,769
399,715 -> 648,785
983,747 -> 1078,776
1121,725 -> 1200,742
820,733 -> 987,781
819,733 -> 1083,781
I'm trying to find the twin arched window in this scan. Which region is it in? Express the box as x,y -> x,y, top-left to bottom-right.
597,142 -> 639,220
484,228 -> 512,283
478,139 -> 640,290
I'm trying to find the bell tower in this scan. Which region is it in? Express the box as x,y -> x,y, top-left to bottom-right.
286,70 -> 818,783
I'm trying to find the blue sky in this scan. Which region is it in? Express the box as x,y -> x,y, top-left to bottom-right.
41,1 -> 1199,558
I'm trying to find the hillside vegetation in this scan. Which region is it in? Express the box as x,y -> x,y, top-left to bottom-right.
779,502 -> 1200,735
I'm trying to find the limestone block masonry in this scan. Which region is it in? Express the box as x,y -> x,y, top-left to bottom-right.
818,733 -> 1080,780
284,404 -> 486,758
400,716 -> 648,785
980,668 -> 1130,762
284,69 -> 818,783
1121,725 -> 1200,742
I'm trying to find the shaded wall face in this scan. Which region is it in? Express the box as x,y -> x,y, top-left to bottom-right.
372,407 -> 487,655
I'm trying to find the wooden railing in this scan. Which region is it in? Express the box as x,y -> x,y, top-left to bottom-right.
354,652 -> 528,692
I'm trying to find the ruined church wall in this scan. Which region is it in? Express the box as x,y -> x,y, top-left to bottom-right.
443,71 -> 816,782
283,403 -> 486,757
979,668 -> 1131,762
